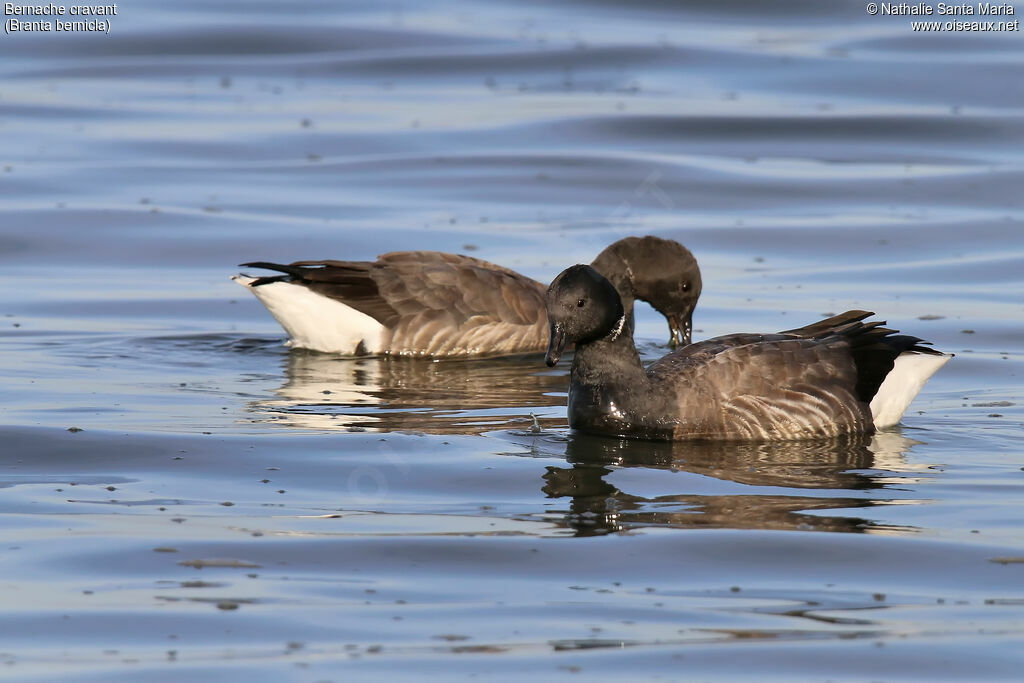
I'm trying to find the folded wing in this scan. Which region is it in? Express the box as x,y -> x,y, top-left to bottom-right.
242,251 -> 548,356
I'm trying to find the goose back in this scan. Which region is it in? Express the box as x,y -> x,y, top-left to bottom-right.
245,251 -> 548,356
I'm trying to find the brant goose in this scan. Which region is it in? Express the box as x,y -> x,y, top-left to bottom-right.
544,264 -> 951,441
233,236 -> 700,357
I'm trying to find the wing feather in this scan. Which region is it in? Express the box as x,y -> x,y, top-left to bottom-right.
372,252 -> 547,355
651,336 -> 872,440
243,251 -> 548,356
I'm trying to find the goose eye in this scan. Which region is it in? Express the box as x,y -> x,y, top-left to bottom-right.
576,299 -> 586,307
682,282 -> 690,292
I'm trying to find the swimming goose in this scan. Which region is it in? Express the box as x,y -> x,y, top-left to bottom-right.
544,264 -> 951,441
233,236 -> 700,357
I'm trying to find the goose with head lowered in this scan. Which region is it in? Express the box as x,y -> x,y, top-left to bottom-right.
233,236 -> 700,357
544,264 -> 951,441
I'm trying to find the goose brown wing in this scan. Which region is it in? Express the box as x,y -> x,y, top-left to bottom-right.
648,334 -> 871,440
283,252 -> 547,355
373,251 -> 544,324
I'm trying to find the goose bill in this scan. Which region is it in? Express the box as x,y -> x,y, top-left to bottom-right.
667,311 -> 693,348
545,323 -> 568,367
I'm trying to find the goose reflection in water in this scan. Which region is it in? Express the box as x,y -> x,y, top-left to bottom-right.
536,431 -> 928,537
246,347 -> 931,539
247,349 -> 568,434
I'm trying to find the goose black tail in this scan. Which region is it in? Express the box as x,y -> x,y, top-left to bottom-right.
238,261 -> 312,287
784,310 -> 945,403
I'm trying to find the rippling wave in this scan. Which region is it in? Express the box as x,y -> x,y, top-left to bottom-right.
1,0 -> 1022,679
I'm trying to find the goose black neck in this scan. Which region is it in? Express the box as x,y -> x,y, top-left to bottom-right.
570,316 -> 647,388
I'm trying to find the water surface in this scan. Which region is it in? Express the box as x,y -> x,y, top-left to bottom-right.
2,1 -> 1024,680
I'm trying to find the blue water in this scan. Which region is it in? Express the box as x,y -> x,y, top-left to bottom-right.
2,1 -> 1024,680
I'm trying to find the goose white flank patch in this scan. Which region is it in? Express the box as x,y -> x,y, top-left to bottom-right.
869,352 -> 951,429
231,275 -> 385,354
544,264 -> 952,442
233,236 -> 701,357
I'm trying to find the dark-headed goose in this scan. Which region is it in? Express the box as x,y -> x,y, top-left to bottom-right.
233,236 -> 700,357
544,264 -> 951,441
